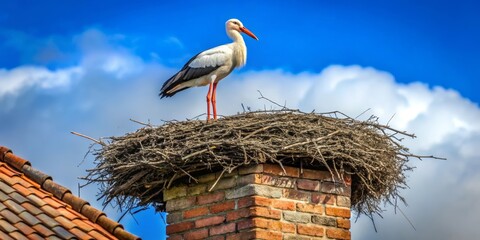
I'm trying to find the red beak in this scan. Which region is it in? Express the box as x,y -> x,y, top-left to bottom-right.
240,27 -> 259,40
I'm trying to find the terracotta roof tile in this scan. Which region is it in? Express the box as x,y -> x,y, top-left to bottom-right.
0,181 -> 15,194
9,231 -> 29,240
31,223 -> 56,237
13,222 -> 35,235
0,230 -> 14,240
52,225 -> 77,239
70,226 -> 95,239
0,218 -> 17,232
27,233 -> 45,240
18,211 -> 42,226
4,199 -> 26,214
9,191 -> 29,204
1,209 -> 23,223
25,194 -> 47,208
20,202 -> 43,215
0,191 -> 9,202
36,213 -> 60,228
0,146 -> 141,240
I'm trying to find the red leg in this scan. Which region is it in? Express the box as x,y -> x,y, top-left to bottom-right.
206,82 -> 213,122
212,82 -> 218,120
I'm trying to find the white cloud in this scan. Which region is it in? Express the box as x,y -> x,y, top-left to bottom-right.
0,65 -> 83,98
1,30 -> 479,240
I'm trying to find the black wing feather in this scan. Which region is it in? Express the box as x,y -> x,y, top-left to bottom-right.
159,53 -> 221,98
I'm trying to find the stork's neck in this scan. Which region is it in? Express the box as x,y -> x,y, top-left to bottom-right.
227,30 -> 247,67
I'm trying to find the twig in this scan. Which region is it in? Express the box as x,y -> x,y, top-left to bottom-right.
71,131 -> 106,146
208,169 -> 226,192
130,118 -> 153,127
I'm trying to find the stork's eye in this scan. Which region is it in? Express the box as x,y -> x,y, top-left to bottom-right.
233,21 -> 239,25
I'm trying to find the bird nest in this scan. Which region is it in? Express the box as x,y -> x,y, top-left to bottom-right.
83,109 -> 436,218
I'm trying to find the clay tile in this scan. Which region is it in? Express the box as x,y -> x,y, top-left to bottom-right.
3,199 -> 26,214
0,181 -> 15,194
26,233 -> 44,240
13,222 -> 35,236
0,190 -> 10,202
0,209 -> 22,223
21,165 -> 52,186
32,223 -> 55,237
9,192 -> 29,204
39,205 -> 61,218
18,211 -> 42,226
0,219 -> 17,233
114,228 -> 142,240
9,231 -> 29,240
69,227 -> 92,239
35,213 -> 59,229
51,226 -> 76,239
0,230 -> 14,240
95,215 -> 122,233
54,216 -> 77,230
89,230 -> 108,239
0,146 -> 12,161
62,192 -> 89,213
41,180 -> 71,200
80,204 -> 105,223
26,195 -> 47,208
3,151 -> 30,171
71,219 -> 95,232
20,202 -> 43,215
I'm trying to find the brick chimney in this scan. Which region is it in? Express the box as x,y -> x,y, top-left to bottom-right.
164,163 -> 351,240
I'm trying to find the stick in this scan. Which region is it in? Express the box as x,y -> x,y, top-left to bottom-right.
71,131 -> 106,146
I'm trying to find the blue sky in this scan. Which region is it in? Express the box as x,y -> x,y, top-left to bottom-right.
1,1 -> 479,239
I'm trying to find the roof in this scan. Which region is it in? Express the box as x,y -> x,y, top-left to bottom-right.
0,146 -> 141,240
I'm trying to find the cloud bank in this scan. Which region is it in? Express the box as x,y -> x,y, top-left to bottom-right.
1,29 -> 479,240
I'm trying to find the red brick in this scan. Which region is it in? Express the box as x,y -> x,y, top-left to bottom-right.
166,221 -> 194,234
326,228 -> 351,239
283,189 -> 310,201
263,164 -> 299,177
321,182 -> 351,196
184,228 -> 208,240
249,207 -> 281,219
167,234 -> 182,240
297,179 -> 320,191
210,222 -> 236,236
255,229 -> 282,240
195,215 -> 225,228
301,168 -> 331,180
296,202 -> 324,214
272,199 -> 295,210
207,236 -> 225,240
210,201 -> 235,213
337,218 -> 351,229
297,224 -> 324,237
239,165 -> 264,175
236,174 -> 261,186
311,193 -> 335,205
226,231 -> 255,240
238,218 -> 295,233
325,206 -> 351,218
237,196 -> 272,208
183,207 -> 209,219
166,197 -> 196,211
260,175 -> 295,188
197,192 -> 225,205
209,177 -> 236,191
226,208 -> 250,221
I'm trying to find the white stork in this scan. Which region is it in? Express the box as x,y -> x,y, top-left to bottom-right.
159,18 -> 258,121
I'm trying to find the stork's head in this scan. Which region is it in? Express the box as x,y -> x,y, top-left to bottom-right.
226,18 -> 258,40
